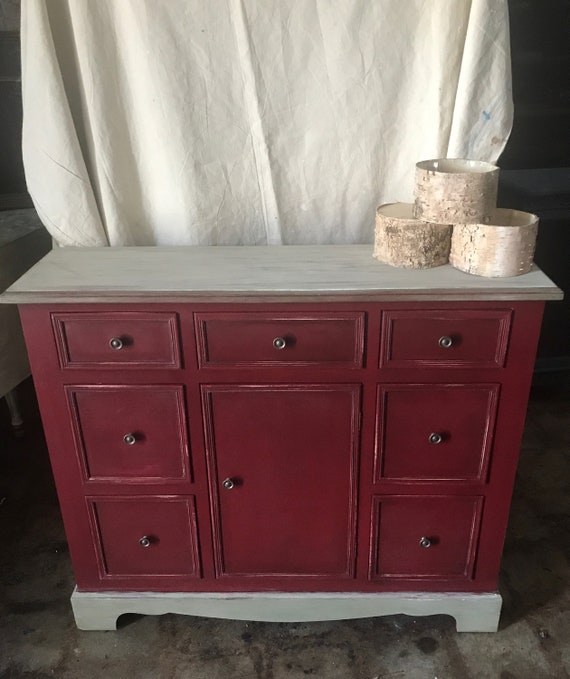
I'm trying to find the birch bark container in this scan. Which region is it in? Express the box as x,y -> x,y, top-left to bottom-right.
450,208 -> 539,277
414,158 -> 499,224
374,202 -> 451,269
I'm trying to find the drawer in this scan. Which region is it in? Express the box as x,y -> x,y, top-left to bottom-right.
89,497 -> 201,577
370,496 -> 483,580
66,385 -> 191,482
195,312 -> 365,367
375,384 -> 499,481
380,309 -> 512,368
52,312 -> 181,368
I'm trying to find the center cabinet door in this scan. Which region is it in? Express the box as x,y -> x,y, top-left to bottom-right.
202,385 -> 361,579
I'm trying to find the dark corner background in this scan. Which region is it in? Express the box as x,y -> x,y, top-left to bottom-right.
0,0 -> 568,363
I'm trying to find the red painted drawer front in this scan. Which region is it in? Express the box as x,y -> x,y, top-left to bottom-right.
380,309 -> 512,368
66,385 -> 190,482
370,496 -> 483,580
52,312 -> 181,368
195,313 -> 365,367
89,497 -> 201,578
202,384 -> 360,577
375,384 -> 499,481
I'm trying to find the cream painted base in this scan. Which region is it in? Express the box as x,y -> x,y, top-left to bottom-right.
70,589 -> 502,633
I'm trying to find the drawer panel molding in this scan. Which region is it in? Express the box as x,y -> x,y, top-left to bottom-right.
374,384 -> 500,482
52,311 -> 182,368
66,385 -> 192,483
380,309 -> 512,368
88,496 -> 202,580
195,312 -> 365,368
369,495 -> 484,581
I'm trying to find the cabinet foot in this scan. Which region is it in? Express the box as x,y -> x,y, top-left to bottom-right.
70,588 -> 502,633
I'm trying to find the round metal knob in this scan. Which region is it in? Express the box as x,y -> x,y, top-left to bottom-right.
429,432 -> 443,445
438,335 -> 453,349
139,536 -> 151,548
419,537 -> 432,549
109,337 -> 124,350
123,433 -> 136,446
222,478 -> 236,490
273,337 -> 287,350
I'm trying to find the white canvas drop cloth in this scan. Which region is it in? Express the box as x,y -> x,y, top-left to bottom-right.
21,0 -> 513,247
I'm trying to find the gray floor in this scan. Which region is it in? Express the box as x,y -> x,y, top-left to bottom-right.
0,376 -> 568,679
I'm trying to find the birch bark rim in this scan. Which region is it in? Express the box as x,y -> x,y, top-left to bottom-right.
416,158 -> 499,175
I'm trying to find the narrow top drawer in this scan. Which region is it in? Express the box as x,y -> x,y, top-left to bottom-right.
380,309 -> 512,368
52,312 -> 181,368
195,312 -> 365,368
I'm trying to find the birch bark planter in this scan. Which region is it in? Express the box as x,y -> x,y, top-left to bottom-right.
374,203 -> 451,269
414,159 -> 499,224
450,208 -> 539,277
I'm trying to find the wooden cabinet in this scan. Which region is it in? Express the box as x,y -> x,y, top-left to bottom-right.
3,245 -> 562,631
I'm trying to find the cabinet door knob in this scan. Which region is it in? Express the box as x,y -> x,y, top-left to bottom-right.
109,337 -> 124,350
139,536 -> 151,548
419,537 -> 432,549
123,433 -> 137,446
222,478 -> 236,490
273,337 -> 287,350
438,335 -> 453,349
428,432 -> 443,445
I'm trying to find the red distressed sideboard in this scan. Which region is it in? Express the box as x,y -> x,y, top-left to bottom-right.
2,245 -> 562,631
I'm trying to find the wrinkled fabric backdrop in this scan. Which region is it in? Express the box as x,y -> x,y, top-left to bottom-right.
21,0 -> 513,247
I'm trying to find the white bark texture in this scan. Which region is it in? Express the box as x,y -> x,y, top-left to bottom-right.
450,209 -> 539,277
374,203 -> 451,269
414,162 -> 499,224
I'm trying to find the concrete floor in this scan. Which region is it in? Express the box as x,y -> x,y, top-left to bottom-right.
0,376 -> 568,679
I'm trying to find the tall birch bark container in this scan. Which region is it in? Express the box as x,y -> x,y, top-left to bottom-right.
450,208 -> 539,277
374,202 -> 451,269
414,159 -> 499,224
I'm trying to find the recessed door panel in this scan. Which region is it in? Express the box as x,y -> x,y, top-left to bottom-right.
203,385 -> 360,578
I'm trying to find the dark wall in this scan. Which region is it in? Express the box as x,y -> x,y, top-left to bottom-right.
501,0 -> 570,170
0,0 -> 31,209
499,0 -> 570,362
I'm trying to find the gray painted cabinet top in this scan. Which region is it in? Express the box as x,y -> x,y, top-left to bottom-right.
1,245 -> 563,303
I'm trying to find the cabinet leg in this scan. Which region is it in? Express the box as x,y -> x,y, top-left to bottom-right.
71,590 -> 119,631
5,389 -> 23,430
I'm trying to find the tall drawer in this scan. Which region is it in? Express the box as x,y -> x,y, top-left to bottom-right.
195,312 -> 365,367
375,384 -> 499,482
380,309 -> 512,368
66,385 -> 191,482
88,497 -> 201,578
52,312 -> 181,368
370,496 -> 483,580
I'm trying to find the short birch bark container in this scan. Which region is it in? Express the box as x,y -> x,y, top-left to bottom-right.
374,202 -> 451,269
414,158 -> 499,224
450,208 -> 539,277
